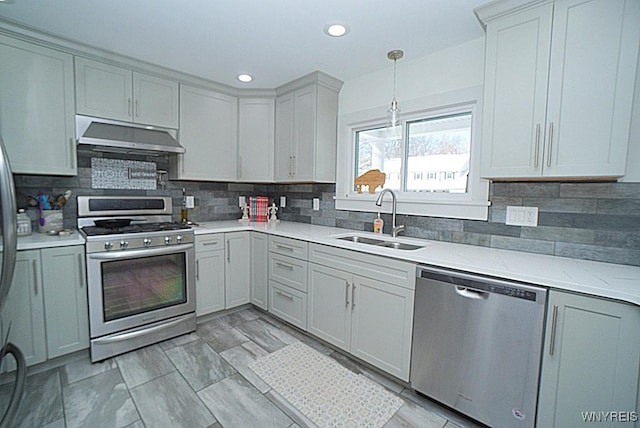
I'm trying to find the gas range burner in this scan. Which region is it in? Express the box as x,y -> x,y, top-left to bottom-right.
81,222 -> 191,237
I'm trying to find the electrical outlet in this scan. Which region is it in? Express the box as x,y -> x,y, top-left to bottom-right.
185,196 -> 195,208
312,198 -> 320,211
280,196 -> 286,208
239,196 -> 246,207
506,206 -> 539,227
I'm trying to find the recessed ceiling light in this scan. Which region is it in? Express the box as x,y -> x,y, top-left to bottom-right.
324,23 -> 349,37
237,74 -> 252,83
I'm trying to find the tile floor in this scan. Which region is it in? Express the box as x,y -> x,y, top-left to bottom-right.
0,307 -> 484,428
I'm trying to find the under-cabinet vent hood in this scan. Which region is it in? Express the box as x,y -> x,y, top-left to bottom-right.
76,115 -> 185,155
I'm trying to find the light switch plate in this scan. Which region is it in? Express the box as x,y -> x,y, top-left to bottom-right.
312,198 -> 320,211
506,206 -> 538,227
239,196 -> 246,207
280,196 -> 286,207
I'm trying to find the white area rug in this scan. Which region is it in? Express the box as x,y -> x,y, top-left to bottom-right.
249,341 -> 404,427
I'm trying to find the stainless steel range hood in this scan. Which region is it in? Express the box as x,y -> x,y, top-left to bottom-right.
76,115 -> 185,155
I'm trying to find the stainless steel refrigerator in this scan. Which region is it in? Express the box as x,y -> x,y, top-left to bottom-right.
0,134 -> 26,428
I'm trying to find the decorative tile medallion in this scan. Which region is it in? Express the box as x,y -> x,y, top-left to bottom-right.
249,341 -> 404,427
91,158 -> 157,190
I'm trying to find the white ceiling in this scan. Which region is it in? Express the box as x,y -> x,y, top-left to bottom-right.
0,0 -> 487,89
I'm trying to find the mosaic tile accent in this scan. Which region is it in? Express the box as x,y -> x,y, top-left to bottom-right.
249,341 -> 404,427
91,158 -> 157,190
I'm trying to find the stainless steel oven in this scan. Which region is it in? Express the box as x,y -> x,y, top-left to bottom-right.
79,196 -> 196,362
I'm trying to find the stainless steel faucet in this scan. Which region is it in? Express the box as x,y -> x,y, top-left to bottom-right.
375,189 -> 405,237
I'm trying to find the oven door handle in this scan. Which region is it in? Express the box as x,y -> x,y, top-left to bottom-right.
88,243 -> 194,260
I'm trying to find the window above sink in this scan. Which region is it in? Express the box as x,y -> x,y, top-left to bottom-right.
335,86 -> 490,221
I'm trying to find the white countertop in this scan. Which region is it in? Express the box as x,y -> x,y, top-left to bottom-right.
193,220 -> 640,306
17,230 -> 85,250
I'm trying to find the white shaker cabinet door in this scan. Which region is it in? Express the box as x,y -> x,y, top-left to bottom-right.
250,232 -> 269,310
75,57 -> 133,122
0,250 -> 46,369
41,246 -> 89,358
133,72 -> 179,129
543,0 -> 640,177
225,232 -> 250,309
480,2 -> 553,178
0,35 -> 76,175
537,290 -> 640,427
350,275 -> 414,382
173,85 -> 238,181
238,98 -> 275,182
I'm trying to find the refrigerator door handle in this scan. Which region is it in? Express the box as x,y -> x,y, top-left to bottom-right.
0,135 -> 17,312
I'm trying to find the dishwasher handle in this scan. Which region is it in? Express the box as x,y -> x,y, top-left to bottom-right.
455,286 -> 489,300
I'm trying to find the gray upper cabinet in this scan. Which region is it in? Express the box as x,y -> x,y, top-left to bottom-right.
275,72 -> 342,183
75,57 -> 179,129
238,98 -> 275,182
0,35 -> 76,175
478,0 -> 640,179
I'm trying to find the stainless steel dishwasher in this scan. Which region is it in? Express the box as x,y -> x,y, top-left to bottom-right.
411,265 -> 547,428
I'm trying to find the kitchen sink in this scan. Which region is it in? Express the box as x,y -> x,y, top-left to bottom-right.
334,235 -> 425,250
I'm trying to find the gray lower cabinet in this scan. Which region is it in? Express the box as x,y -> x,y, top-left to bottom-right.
0,245 -> 88,371
195,234 -> 226,316
307,244 -> 415,381
537,290 -> 640,427
41,246 -> 89,358
1,250 -> 46,369
225,232 -> 251,308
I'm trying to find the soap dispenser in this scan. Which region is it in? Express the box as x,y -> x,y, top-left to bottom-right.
373,212 -> 384,234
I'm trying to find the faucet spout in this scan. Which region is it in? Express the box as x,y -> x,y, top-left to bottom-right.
375,189 -> 403,237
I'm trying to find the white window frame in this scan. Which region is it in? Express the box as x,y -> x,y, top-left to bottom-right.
335,86 -> 489,220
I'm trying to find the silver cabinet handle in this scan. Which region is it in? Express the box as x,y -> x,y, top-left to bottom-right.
276,289 -> 294,301
32,259 -> 38,295
196,259 -> 200,281
127,98 -> 132,117
202,241 -> 219,246
226,240 -> 231,263
135,100 -> 139,117
291,155 -> 296,177
351,284 -> 356,309
547,122 -> 554,167
275,244 -> 294,252
549,305 -> 558,355
345,281 -> 349,307
534,123 -> 541,168
78,253 -> 84,288
275,261 -> 294,270
289,155 -> 294,177
69,138 -> 76,169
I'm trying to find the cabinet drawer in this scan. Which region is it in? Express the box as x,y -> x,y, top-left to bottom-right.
309,243 -> 416,290
196,234 -> 224,252
269,281 -> 307,330
268,236 -> 308,260
268,253 -> 308,293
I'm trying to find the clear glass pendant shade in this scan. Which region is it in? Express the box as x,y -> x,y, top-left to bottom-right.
387,50 -> 403,128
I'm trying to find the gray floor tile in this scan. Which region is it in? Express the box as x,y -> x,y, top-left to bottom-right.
1,369 -> 64,428
265,389 -> 317,428
165,339 -> 237,391
115,344 -> 175,388
158,332 -> 200,351
63,369 -> 139,428
61,357 -> 117,385
219,340 -> 271,393
384,399 -> 448,428
197,317 -> 249,352
234,317 -> 298,352
219,307 -> 262,326
261,316 -> 333,356
198,373 -> 292,428
400,389 -> 484,428
130,371 -> 216,428
43,419 -> 66,428
328,350 -> 405,394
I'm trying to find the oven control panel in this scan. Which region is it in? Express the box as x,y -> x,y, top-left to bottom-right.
85,231 -> 194,254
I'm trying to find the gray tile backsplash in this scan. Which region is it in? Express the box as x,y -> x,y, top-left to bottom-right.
14,152 -> 640,266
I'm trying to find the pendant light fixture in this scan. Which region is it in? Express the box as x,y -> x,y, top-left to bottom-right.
387,49 -> 404,127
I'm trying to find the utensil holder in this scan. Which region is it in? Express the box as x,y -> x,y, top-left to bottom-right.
38,210 -> 63,233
